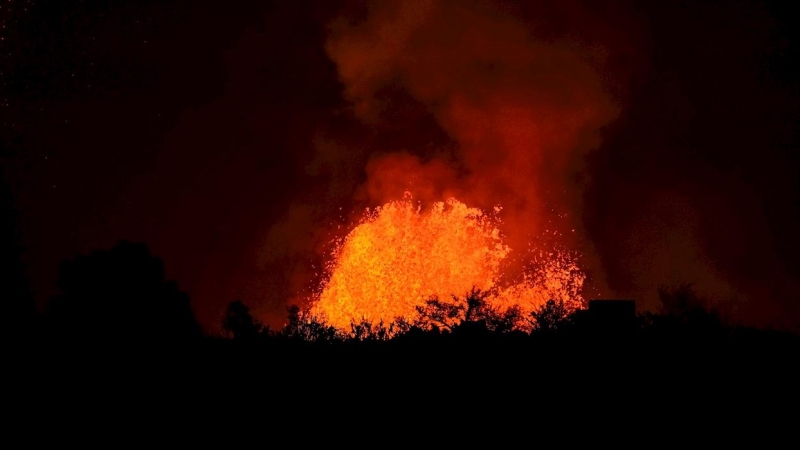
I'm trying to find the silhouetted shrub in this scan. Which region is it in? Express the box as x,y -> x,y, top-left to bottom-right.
414,287 -> 523,333
280,305 -> 341,342
349,318 -> 397,341
47,241 -> 201,342
530,299 -> 572,332
656,284 -> 723,332
223,300 -> 267,340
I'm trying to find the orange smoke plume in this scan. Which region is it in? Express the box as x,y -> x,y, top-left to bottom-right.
324,0 -> 621,272
303,0 -> 622,324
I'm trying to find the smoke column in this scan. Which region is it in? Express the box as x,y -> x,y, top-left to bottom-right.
318,0 -> 637,294
260,0 -> 798,331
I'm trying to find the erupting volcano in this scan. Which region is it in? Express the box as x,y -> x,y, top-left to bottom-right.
311,193 -> 585,330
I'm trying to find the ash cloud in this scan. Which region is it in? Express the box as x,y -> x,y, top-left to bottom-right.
319,0 -> 640,297
300,0 -> 800,329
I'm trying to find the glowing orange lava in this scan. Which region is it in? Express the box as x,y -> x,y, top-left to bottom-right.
311,194 -> 584,330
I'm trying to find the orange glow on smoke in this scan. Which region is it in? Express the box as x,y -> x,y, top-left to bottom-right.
311,193 -> 585,330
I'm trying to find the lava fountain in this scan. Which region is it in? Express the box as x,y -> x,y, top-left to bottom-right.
311,193 -> 585,330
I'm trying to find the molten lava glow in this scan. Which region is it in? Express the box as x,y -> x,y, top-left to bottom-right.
311,194 -> 585,330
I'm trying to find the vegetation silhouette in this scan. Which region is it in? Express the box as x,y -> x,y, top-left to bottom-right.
46,240 -> 201,344
530,299 -> 573,333
223,299 -> 268,341
280,304 -> 342,343
414,287 -> 512,332
7,242 -> 797,429
217,283 -> 800,349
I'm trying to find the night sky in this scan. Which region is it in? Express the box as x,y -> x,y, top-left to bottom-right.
2,0 -> 799,333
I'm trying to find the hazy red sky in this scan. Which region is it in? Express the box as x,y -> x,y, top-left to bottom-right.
2,0 -> 799,332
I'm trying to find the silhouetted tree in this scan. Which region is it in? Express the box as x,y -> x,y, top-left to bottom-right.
529,299 -> 572,332
47,241 -> 202,343
415,296 -> 467,332
281,305 -> 340,342
488,305 -> 524,334
223,300 -> 266,340
414,287 -> 521,333
656,284 -> 722,332
392,316 -> 421,336
349,318 -> 397,341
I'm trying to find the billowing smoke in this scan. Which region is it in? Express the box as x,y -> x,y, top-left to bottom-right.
315,0 -> 635,296
8,0 -> 798,332
257,0 -> 799,331
328,0 -> 615,218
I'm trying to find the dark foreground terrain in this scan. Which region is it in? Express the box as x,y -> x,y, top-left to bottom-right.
10,319 -> 799,439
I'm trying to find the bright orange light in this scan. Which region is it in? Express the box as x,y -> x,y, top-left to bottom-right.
311,193 -> 584,330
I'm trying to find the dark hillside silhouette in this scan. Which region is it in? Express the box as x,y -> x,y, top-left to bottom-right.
46,241 -> 201,343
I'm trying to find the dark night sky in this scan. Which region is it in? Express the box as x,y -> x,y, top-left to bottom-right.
2,0 -> 799,332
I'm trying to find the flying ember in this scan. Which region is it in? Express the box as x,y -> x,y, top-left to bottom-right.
311,193 -> 585,330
